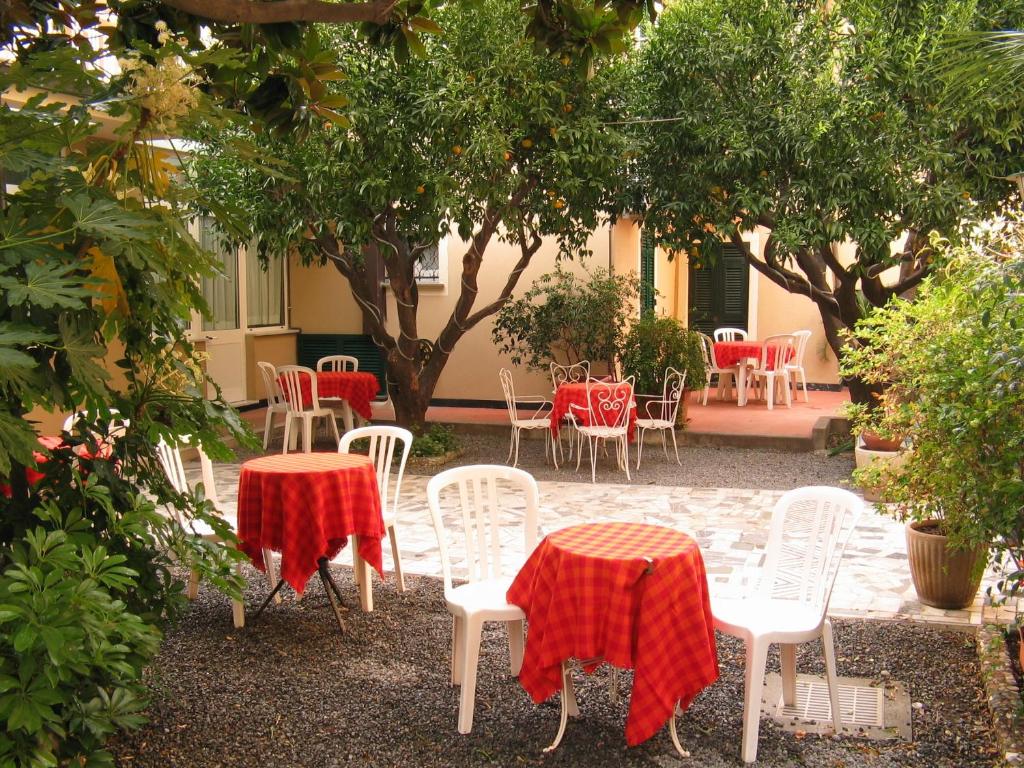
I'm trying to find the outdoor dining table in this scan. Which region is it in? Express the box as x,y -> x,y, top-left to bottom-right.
280,370 -> 379,432
549,381 -> 637,442
713,340 -> 792,406
236,452 -> 385,633
506,521 -> 718,752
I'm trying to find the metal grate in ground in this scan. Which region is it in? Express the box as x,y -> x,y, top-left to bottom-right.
762,673 -> 911,741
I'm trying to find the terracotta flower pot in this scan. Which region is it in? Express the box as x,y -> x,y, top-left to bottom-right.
905,520 -> 987,609
854,435 -> 908,503
860,430 -> 903,452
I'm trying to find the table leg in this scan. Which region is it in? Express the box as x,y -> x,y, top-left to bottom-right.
250,578 -> 289,623
341,402 -> 355,434
737,363 -> 748,407
317,557 -> 350,634
668,701 -> 692,758
352,536 -> 374,612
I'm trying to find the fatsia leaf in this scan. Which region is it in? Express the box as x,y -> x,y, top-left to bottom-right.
0,411 -> 40,476
61,193 -> 152,240
0,324 -> 53,347
58,316 -> 109,396
0,262 -> 94,309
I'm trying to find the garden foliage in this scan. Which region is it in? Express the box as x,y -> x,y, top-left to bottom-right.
619,314 -> 706,396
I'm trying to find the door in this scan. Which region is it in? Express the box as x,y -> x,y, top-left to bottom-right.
194,217 -> 247,403
688,243 -> 749,336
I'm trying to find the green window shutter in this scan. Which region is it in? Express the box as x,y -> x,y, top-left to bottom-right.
719,245 -> 749,329
296,333 -> 388,399
640,230 -> 656,314
688,263 -> 716,336
687,242 -> 748,334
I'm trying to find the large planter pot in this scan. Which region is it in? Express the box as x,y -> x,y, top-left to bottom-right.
854,435 -> 908,503
905,520 -> 987,609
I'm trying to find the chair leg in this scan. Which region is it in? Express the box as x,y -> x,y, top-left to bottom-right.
507,618 -> 524,675
186,568 -> 200,600
780,643 -> 797,706
800,369 -> 809,402
302,415 -> 313,453
457,615 -> 485,734
822,618 -> 845,733
670,428 -> 681,465
506,427 -> 516,464
263,408 -> 273,450
281,417 -> 292,455
451,615 -> 465,686
353,535 -> 373,612
766,376 -> 775,411
388,524 -> 406,592
512,426 -> 521,467
661,428 -> 670,461
263,548 -> 282,604
636,427 -> 645,469
588,436 -> 597,482
621,438 -> 630,481
327,411 -> 341,447
741,638 -> 770,764
231,562 -> 245,629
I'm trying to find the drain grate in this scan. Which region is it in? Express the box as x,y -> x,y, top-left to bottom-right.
762,673 -> 912,741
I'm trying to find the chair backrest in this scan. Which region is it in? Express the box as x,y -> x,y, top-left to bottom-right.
788,330 -> 812,367
759,333 -> 797,373
257,361 -> 286,407
713,327 -> 748,342
498,368 -> 518,419
317,355 -> 359,373
757,486 -> 863,614
155,437 -> 221,523
550,360 -> 590,390
277,365 -> 318,413
426,464 -> 540,596
653,367 -> 687,422
338,425 -> 412,521
577,375 -> 634,430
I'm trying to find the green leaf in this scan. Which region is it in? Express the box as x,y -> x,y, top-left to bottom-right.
58,316 -> 110,395
62,193 -> 153,240
0,262 -> 94,309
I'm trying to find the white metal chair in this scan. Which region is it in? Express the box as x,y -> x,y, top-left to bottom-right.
786,330 -> 812,403
634,367 -> 686,469
155,437 -> 279,629
316,354 -> 359,372
570,376 -> 634,482
549,361 -> 590,461
499,368 -> 554,468
338,425 -> 412,603
257,361 -> 290,450
713,327 -> 748,342
697,332 -> 740,405
747,333 -> 797,410
426,464 -> 540,734
276,364 -> 341,453
712,486 -> 863,764
316,355 -> 361,433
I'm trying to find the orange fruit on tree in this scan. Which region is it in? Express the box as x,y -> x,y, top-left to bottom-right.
503,151 -> 512,162
553,198 -> 565,209
416,185 -> 425,194
521,138 -> 533,149
562,103 -> 573,113
452,145 -> 463,156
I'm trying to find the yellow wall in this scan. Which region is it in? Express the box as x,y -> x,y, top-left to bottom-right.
245,332 -> 299,400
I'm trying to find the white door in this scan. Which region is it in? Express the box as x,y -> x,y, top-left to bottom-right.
194,217 -> 247,404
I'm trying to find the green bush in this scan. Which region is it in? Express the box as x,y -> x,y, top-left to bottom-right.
619,314 -> 706,395
410,425 -> 460,458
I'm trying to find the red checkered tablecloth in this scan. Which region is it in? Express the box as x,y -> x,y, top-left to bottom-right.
236,452 -> 384,595
549,382 -> 637,441
506,522 -> 718,746
713,340 -> 791,369
280,371 -> 379,420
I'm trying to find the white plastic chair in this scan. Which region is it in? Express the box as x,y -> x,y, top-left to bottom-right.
316,354 -> 359,372
786,330 -> 812,403
499,368 -> 554,468
634,367 -> 686,469
257,361 -> 290,451
747,333 -> 797,410
426,464 -> 540,734
712,486 -> 863,764
570,376 -> 634,482
62,408 -> 130,439
276,365 -> 341,453
338,425 -> 412,603
155,437 -> 279,629
697,332 -> 740,405
713,327 -> 748,342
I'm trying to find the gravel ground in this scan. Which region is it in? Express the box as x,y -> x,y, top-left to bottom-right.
110,567 -> 997,768
446,431 -> 856,490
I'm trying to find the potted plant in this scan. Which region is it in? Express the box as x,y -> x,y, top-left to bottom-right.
619,314 -> 707,398
844,401 -> 908,503
841,217 -> 1024,610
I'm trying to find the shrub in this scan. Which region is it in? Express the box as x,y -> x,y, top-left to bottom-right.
619,314 -> 706,395
410,425 -> 460,457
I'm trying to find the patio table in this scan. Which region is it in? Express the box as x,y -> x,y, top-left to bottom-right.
237,452 -> 385,632
549,381 -> 637,442
506,521 -> 718,749
713,341 -> 793,406
280,370 -> 379,432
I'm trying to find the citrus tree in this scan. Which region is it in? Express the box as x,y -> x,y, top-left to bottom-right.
628,0 -> 1024,403
191,0 -> 629,430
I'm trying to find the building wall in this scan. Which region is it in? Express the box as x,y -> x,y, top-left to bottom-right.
245,331 -> 299,400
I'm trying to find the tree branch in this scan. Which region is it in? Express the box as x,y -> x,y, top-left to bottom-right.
159,0 -> 399,25
732,232 -> 841,316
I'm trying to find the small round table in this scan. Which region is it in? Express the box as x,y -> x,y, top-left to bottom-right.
507,521 -> 718,752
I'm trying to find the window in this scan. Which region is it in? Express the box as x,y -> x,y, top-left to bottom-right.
414,242 -> 442,283
246,250 -> 285,327
198,217 -> 239,331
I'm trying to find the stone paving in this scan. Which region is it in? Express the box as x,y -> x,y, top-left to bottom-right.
202,461 -> 1016,629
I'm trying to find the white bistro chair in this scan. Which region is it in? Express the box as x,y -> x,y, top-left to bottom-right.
747,333 -> 797,410
634,367 -> 686,469
426,464 -> 540,734
712,486 -> 863,764
786,330 -> 813,403
338,425 -> 412,603
498,368 -> 554,468
570,375 -> 634,483
155,437 -> 280,629
257,361 -> 290,451
276,365 -> 341,453
697,332 -> 740,405
316,355 -> 361,433
549,361 -> 590,461
713,327 -> 748,342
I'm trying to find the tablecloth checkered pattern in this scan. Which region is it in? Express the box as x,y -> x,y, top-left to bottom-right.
237,452 -> 384,595
280,371 -> 379,420
507,522 -> 718,746
549,382 -> 637,441
714,340 -> 791,369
